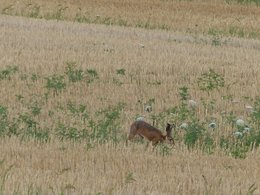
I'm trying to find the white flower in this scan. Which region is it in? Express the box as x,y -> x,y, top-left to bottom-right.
180,123 -> 188,129
136,116 -> 145,121
243,127 -> 251,133
236,119 -> 245,127
144,105 -> 152,113
208,122 -> 217,129
188,100 -> 197,108
245,105 -> 254,113
234,131 -> 243,137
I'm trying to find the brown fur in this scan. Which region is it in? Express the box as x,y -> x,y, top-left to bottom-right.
128,121 -> 174,146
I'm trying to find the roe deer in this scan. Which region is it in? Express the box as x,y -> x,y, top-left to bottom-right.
128,120 -> 174,146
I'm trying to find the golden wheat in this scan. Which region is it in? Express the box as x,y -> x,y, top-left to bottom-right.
1,138 -> 260,194
0,0 -> 260,38
0,1 -> 260,193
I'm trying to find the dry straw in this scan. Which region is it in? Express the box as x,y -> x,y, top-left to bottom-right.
0,0 -> 260,193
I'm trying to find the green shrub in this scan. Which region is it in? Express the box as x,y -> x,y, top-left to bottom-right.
184,120 -> 205,149
0,105 -> 8,136
197,69 -> 225,95
86,69 -> 98,84
65,62 -> 84,83
0,65 -> 18,80
116,69 -> 126,76
45,74 -> 66,95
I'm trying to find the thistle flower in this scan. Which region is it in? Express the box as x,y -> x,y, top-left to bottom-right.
136,116 -> 144,121
208,122 -> 217,129
236,119 -> 245,127
245,105 -> 254,113
234,131 -> 243,138
144,105 -> 152,113
180,123 -> 188,129
188,100 -> 197,108
243,127 -> 251,133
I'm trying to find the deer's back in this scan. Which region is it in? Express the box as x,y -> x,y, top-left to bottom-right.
131,121 -> 164,140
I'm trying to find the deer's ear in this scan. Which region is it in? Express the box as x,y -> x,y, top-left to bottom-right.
167,123 -> 174,128
169,123 -> 175,128
168,137 -> 174,145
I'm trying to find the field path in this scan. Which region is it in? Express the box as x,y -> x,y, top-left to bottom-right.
1,15 -> 260,52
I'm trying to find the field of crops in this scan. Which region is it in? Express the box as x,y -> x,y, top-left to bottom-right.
0,0 -> 260,194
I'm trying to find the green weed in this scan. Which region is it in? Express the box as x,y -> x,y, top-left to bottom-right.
74,11 -> 91,23
45,74 -> 66,95
233,0 -> 260,5
197,69 -> 225,95
65,62 -> 84,83
1,4 -> 14,15
116,68 -> 126,76
0,65 -> 18,80
86,69 -> 98,84
45,5 -> 68,20
26,4 -> 41,18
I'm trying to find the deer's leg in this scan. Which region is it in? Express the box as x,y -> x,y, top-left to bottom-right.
137,133 -> 144,140
151,141 -> 158,152
127,125 -> 138,146
126,133 -> 134,146
152,140 -> 159,146
127,134 -> 134,146
144,141 -> 152,151
128,128 -> 138,141
128,133 -> 136,141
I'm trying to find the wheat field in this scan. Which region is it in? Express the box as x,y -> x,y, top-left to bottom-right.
1,0 -> 260,38
1,137 -> 260,194
0,0 -> 260,194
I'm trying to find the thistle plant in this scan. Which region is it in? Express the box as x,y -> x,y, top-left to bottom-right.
116,68 -> 126,75
65,62 -> 84,83
0,65 -> 18,80
197,69 -> 225,95
45,74 -> 66,95
86,69 -> 98,84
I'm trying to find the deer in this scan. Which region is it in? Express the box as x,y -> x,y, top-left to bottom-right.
127,120 -> 174,146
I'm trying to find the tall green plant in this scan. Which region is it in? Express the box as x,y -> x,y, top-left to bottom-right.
65,62 -> 84,83
197,69 -> 225,95
0,105 -> 8,136
45,74 -> 66,95
0,65 -> 18,80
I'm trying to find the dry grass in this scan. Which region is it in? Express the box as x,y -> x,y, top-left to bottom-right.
0,0 -> 260,38
1,138 -> 260,194
0,2 -> 260,194
0,15 -> 259,128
